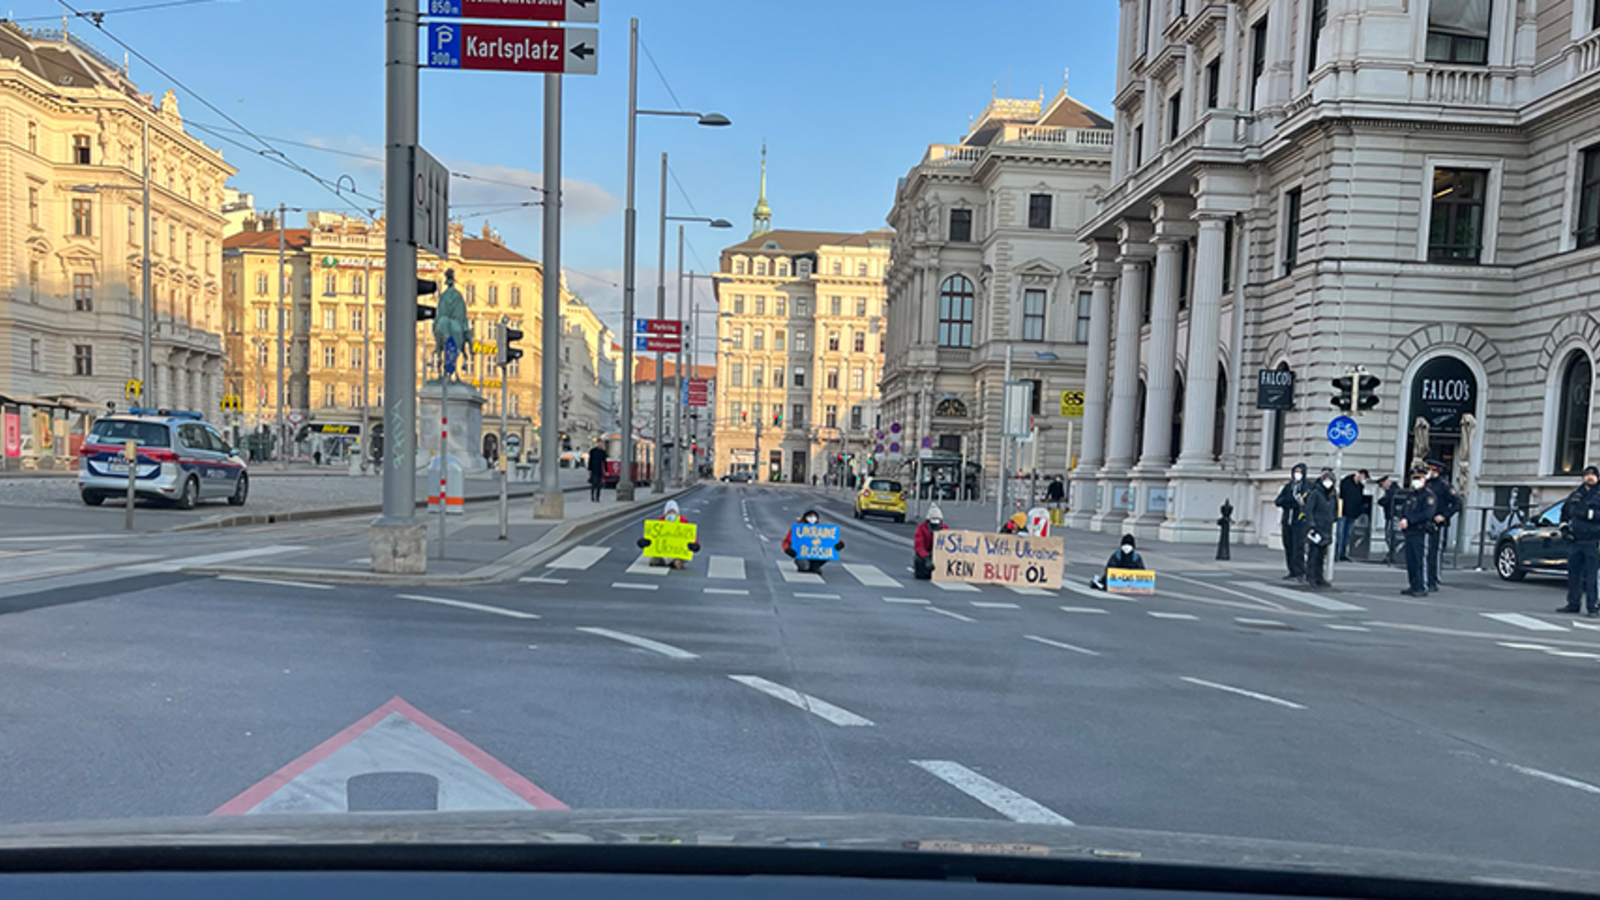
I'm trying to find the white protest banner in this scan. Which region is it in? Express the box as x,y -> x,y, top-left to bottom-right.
932,529 -> 1063,589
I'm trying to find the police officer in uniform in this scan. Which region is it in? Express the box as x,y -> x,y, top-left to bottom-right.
1396,465 -> 1438,596
1274,463 -> 1311,582
1424,459 -> 1458,592
1559,465 -> 1600,617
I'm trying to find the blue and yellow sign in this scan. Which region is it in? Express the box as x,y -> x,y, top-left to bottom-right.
789,523 -> 841,560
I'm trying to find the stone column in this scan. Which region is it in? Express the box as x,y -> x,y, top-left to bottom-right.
1136,239 -> 1183,470
1105,259 -> 1148,468
1175,214 -> 1229,470
1078,276 -> 1114,470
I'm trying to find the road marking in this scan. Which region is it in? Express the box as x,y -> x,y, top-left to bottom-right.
1482,612 -> 1568,632
933,581 -> 981,593
1024,634 -> 1100,656
1058,605 -> 1109,614
927,606 -> 976,622
611,581 -> 659,591
1148,611 -> 1199,620
216,575 -> 333,591
576,627 -> 697,660
396,594 -> 539,620
119,544 -> 308,574
774,559 -> 824,584
794,592 -> 840,599
971,601 -> 1021,609
911,760 -> 1073,825
518,575 -> 569,585
1573,621 -> 1600,631
1325,624 -> 1371,632
883,596 -> 931,605
1235,617 -> 1291,629
626,555 -> 673,576
1548,650 -> 1600,659
1498,642 -> 1556,651
704,587 -> 750,596
1007,586 -> 1053,596
707,555 -> 746,580
1060,582 -> 1111,600
1241,581 -> 1365,612
1181,676 -> 1305,709
1501,762 -> 1600,796
546,545 -> 611,570
844,563 -> 900,587
728,675 -> 874,727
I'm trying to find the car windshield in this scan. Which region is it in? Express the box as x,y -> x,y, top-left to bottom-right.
88,420 -> 170,448
1538,503 -> 1564,526
869,480 -> 901,493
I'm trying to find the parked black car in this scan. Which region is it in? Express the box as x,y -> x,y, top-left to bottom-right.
1495,501 -> 1569,581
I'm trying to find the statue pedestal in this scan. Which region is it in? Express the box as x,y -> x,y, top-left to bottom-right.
419,380 -> 488,473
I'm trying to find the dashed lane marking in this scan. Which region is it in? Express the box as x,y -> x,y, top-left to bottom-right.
1240,581 -> 1365,612
1325,624 -> 1370,632
518,575 -> 568,585
705,587 -> 751,596
1058,606 -> 1109,615
1007,586 -> 1052,596
625,555 -> 674,576
1024,634 -> 1100,656
927,606 -> 976,622
1148,611 -> 1199,620
728,675 -> 874,727
396,594 -> 539,620
971,601 -> 1021,609
1181,676 -> 1305,710
844,563 -> 901,588
794,592 -> 840,600
883,597 -> 931,605
774,559 -> 825,584
611,582 -> 659,591
576,627 -> 697,660
911,760 -> 1073,825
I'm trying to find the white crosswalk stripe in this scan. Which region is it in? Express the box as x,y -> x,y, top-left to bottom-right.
1241,581 -> 1365,612
707,555 -> 746,580
933,581 -> 981,593
844,563 -> 900,588
548,545 -> 611,570
1482,612 -> 1569,632
118,545 -> 307,574
1007,586 -> 1052,596
774,559 -> 824,584
626,555 -> 674,576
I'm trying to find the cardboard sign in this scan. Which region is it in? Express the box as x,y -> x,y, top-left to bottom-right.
932,529 -> 1063,589
643,519 -> 697,560
1105,568 -> 1156,595
789,523 -> 841,560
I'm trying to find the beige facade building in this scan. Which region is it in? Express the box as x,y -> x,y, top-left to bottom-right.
0,23 -> 234,466
712,163 -> 891,482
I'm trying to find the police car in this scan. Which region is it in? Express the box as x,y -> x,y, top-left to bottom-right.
77,408 -> 248,510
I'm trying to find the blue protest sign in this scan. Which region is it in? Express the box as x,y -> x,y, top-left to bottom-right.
1327,415 -> 1358,448
790,522 -> 841,560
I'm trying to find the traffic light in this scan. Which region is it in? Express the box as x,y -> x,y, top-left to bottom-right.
1330,374 -> 1354,412
417,278 -> 438,323
772,410 -> 783,427
1356,371 -> 1381,415
496,321 -> 524,368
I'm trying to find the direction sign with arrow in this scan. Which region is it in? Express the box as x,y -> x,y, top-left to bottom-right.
425,22 -> 599,76
426,0 -> 599,23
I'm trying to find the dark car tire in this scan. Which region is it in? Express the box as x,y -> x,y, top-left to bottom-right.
176,476 -> 199,511
81,492 -> 104,506
1495,542 -> 1527,581
895,514 -> 906,523
228,473 -> 249,507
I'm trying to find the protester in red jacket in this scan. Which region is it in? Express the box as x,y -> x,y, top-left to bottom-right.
636,499 -> 700,569
912,503 -> 946,580
781,509 -> 844,573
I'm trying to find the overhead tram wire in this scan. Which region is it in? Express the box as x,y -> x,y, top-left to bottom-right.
17,0 -> 222,23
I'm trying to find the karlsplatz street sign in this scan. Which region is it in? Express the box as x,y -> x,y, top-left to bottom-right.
425,0 -> 599,23
425,22 -> 598,75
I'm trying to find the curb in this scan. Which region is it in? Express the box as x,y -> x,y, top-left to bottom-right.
167,482 -> 590,532
184,485 -> 701,586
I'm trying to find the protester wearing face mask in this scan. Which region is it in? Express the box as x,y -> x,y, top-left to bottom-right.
781,509 -> 844,573
636,500 -> 701,570
1274,463 -> 1311,582
1092,535 -> 1145,591
1303,468 -> 1338,588
913,504 -> 946,580
1395,465 -> 1438,596
1558,465 -> 1600,616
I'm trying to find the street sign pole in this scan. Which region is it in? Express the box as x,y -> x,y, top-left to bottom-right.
500,317 -> 510,540
618,18 -> 638,501
653,151 -> 667,494
536,71 -> 565,519
438,366 -> 448,560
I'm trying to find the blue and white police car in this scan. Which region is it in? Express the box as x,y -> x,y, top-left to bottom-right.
77,408 -> 248,509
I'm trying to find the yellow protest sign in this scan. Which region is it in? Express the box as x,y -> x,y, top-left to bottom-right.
1106,568 -> 1156,595
643,519 -> 697,560
931,529 -> 1063,588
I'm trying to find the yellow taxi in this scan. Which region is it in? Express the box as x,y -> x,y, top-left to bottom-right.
853,477 -> 907,523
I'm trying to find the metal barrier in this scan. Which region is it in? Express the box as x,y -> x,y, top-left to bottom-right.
1468,503 -> 1536,572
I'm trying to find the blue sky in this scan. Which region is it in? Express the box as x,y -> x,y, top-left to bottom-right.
17,0 -> 1119,331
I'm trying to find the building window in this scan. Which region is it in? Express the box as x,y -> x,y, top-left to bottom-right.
792,404 -> 805,426
794,367 -> 806,388
351,308 -> 364,331
1555,351 -> 1593,475
73,344 -> 93,376
323,383 -> 337,408
322,307 -> 337,330
1580,146 -> 1600,249
832,260 -> 843,275
851,368 -> 865,391
775,297 -> 787,316
730,363 -> 743,387
753,329 -> 765,351
775,329 -> 786,350
29,338 -> 40,372
1308,0 -> 1329,74
1206,58 -> 1221,108
734,258 -> 747,274
828,331 -> 841,351
1074,290 -> 1092,343
128,206 -> 137,241
830,296 -> 842,316
510,284 -> 522,307
28,259 -> 39,302
1269,363 -> 1289,468
776,259 -> 790,277
1167,91 -> 1183,141
257,343 -> 269,367
1022,288 -> 1046,341
1028,194 -> 1053,229
1428,168 -> 1488,263
825,405 -> 838,428
1426,0 -> 1490,64
731,401 -> 744,422
1132,124 -> 1144,168
488,284 -> 499,307
71,198 -> 92,236
733,295 -> 745,314
26,120 -> 36,154
73,273 -> 93,311
256,307 -> 269,331
858,262 -> 868,276
751,295 -> 764,316
1178,241 -> 1191,309
1222,219 -> 1236,292
465,284 -> 476,304
168,224 -> 177,257
855,297 -> 868,317
853,331 -> 866,353
256,273 -> 268,295
350,345 -> 363,370
825,368 -> 839,390
797,259 -> 812,278
377,310 -> 385,332
797,297 -> 809,317
27,187 -> 39,226
1250,16 -> 1269,109
323,344 -> 337,368
1282,187 -> 1303,274
937,275 -> 975,348
72,134 -> 91,165
756,259 -> 769,276
348,274 -> 363,295
796,330 -> 808,352
949,208 -> 973,242
731,327 -> 744,349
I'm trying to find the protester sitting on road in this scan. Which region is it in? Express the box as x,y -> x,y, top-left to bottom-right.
1091,535 -> 1145,591
1000,512 -> 1026,534
913,503 -> 946,580
636,499 -> 701,570
782,509 -> 844,574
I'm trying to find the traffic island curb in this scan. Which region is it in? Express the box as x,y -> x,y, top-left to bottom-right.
183,486 -> 700,586
166,483 -> 587,533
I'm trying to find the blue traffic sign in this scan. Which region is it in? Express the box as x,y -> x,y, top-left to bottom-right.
443,336 -> 460,376
1327,415 -> 1359,448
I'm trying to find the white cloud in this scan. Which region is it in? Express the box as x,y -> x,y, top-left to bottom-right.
444,159 -> 619,227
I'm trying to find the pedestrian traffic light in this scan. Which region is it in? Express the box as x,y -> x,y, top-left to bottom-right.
1356,372 -> 1381,415
496,321 -> 524,368
1330,374 -> 1354,412
773,410 -> 783,427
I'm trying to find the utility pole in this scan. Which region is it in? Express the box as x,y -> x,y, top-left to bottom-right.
140,118 -> 151,404
652,151 -> 667,494
536,72 -> 565,518
361,251 -> 372,473
617,17 -> 640,501
996,344 -> 1013,531
674,223 -> 685,488
276,201 -> 287,470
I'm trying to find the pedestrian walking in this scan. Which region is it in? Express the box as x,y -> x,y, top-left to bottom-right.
1336,469 -> 1370,562
1045,476 -> 1065,505
1375,475 -> 1398,565
586,441 -> 609,502
1396,466 -> 1438,596
1558,465 -> 1600,616
1274,463 -> 1311,581
1305,468 -> 1338,587
1424,459 -> 1459,590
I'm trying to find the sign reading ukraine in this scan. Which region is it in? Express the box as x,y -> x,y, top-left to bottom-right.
789,523 -> 841,560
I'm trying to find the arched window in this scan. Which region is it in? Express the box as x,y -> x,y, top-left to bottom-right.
1556,351 -> 1592,475
937,275 -> 974,347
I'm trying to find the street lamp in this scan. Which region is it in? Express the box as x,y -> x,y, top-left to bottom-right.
684,271 -> 726,483
663,215 -> 731,488
618,15 -> 731,500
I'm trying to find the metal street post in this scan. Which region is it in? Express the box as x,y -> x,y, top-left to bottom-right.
500,318 -> 510,539
996,344 -> 1013,531
674,223 -> 685,487
276,202 -> 287,469
652,151 -> 668,494
140,119 -> 151,401
361,252 -> 372,473
536,71 -> 564,518
124,439 -> 136,531
438,365 -> 449,559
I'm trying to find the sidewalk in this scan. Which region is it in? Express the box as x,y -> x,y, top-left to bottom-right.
188,484 -> 700,585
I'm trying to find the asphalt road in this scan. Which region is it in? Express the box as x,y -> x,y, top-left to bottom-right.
3,483 -> 1600,875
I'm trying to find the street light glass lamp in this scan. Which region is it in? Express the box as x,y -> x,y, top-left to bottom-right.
1034,351 -> 1061,362
697,112 -> 732,127
708,218 -> 733,228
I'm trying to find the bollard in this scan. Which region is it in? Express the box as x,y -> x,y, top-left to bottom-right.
1216,499 -> 1233,561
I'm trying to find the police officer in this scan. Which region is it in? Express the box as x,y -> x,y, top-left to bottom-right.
1274,463 -> 1311,581
1304,468 -> 1338,588
1396,465 -> 1438,596
1424,459 -> 1458,591
1558,465 -> 1600,617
